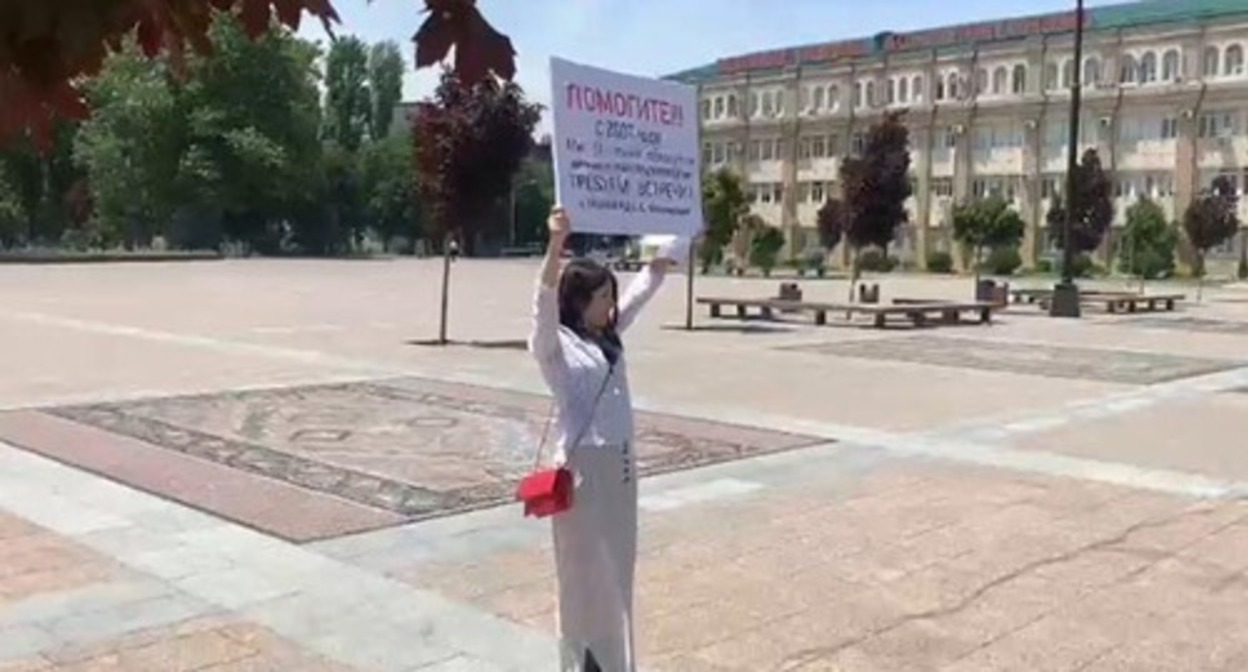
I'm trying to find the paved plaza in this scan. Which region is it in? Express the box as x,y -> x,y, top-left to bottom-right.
1,258 -> 1248,671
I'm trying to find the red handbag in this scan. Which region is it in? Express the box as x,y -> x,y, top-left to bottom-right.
517,371 -> 612,518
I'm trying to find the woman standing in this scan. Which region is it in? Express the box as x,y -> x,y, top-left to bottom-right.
528,206 -> 670,671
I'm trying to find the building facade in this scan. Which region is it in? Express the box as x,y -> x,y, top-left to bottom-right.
669,0 -> 1248,269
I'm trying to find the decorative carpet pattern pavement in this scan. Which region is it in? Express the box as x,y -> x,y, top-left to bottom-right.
782,335 -> 1240,385
10,376 -> 823,541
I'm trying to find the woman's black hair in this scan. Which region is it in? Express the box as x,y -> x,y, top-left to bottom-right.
558,258 -> 623,365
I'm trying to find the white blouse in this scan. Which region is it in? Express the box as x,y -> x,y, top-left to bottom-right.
528,265 -> 665,451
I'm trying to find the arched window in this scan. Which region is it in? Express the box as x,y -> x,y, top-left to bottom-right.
885,78 -> 896,104
774,90 -> 785,116
1062,60 -> 1074,88
1226,45 -> 1245,76
748,92 -> 759,117
1084,57 -> 1102,87
1120,54 -> 1138,83
812,86 -> 825,112
761,91 -> 774,116
700,99 -> 711,120
976,68 -> 989,95
866,81 -> 876,107
828,85 -> 840,112
1162,50 -> 1181,81
1045,62 -> 1059,90
912,75 -> 924,101
1012,64 -> 1027,94
992,67 -> 1008,94
854,82 -> 863,108
935,75 -> 946,100
898,77 -> 909,103
1139,52 -> 1158,83
727,94 -> 738,117
1204,46 -> 1220,77
948,72 -> 960,99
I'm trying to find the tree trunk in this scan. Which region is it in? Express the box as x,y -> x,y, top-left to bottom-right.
438,233 -> 452,344
1196,251 -> 1205,302
846,247 -> 861,320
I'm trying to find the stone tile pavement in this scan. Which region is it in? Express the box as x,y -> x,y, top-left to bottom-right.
1,261 -> 1248,670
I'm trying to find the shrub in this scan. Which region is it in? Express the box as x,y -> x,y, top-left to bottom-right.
1117,198 -> 1176,280
1035,258 -> 1054,273
749,226 -> 785,277
983,247 -> 1023,276
925,250 -> 954,274
1066,252 -> 1096,278
802,247 -> 827,276
857,248 -> 897,273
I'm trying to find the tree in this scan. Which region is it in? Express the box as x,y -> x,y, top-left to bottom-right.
324,36 -> 371,152
700,167 -> 749,274
841,111 -> 912,298
1045,148 -> 1114,274
749,226 -> 785,277
413,69 -> 541,343
513,157 -> 554,247
1117,197 -> 1176,283
816,198 -> 845,251
1184,175 -> 1241,299
359,133 -> 420,251
0,168 -> 24,249
952,196 -> 1025,284
368,41 -> 405,141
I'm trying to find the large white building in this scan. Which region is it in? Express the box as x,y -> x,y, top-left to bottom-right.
668,0 -> 1248,269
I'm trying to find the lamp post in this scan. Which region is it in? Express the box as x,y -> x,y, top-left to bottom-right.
1050,0 -> 1085,318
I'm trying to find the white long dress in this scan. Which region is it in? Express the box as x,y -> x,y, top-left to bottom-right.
528,264 -> 664,672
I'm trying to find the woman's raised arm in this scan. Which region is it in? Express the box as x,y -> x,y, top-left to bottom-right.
528,207 -> 570,360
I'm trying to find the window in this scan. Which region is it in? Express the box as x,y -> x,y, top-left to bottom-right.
757,185 -> 772,204
761,91 -> 774,117
700,99 -> 711,120
976,68 -> 989,95
774,90 -> 785,116
772,183 -> 784,204
1204,47 -> 1220,78
1120,54 -> 1137,84
912,76 -> 924,102
797,183 -> 810,203
851,132 -> 865,154
1198,111 -> 1238,138
886,78 -> 896,105
702,143 -> 712,165
797,87 -> 809,113
1084,57 -> 1101,87
854,82 -> 863,108
898,77 -> 908,103
712,143 -> 725,164
749,92 -> 759,117
1161,117 -> 1179,139
761,138 -> 775,160
931,178 -> 954,198
1012,64 -> 1027,94
866,81 -> 876,107
812,86 -> 825,112
1227,45 -> 1245,76
935,76 -> 946,100
1045,62 -> 1059,90
812,135 -> 826,158
992,67 -> 1008,95
713,97 -> 725,118
1042,176 -> 1061,199
748,140 -> 761,161
944,126 -> 959,148
798,137 -> 811,160
947,72 -> 960,99
811,181 -> 825,203
1063,60 -> 1075,88
1139,52 -> 1158,83
828,85 -> 840,112
1162,50 -> 1181,81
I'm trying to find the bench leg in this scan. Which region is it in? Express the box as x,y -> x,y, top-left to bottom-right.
942,310 -> 958,324
1166,299 -> 1175,311
873,313 -> 886,329
1128,301 -> 1137,313
815,310 -> 826,326
736,305 -> 746,319
910,313 -> 926,327
980,308 -> 991,324
761,306 -> 774,320
710,304 -> 721,318
1147,299 -> 1157,311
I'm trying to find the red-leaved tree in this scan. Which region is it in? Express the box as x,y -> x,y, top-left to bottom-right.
413,70 -> 540,343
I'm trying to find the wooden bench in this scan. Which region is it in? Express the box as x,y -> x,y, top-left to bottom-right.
1035,292 -> 1184,313
696,297 -> 997,329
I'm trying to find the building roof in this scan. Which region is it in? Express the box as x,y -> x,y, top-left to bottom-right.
665,0 -> 1248,85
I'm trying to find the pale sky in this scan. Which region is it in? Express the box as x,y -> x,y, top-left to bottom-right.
298,0 -> 1129,134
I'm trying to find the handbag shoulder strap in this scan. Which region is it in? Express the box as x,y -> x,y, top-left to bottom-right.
533,364 -> 614,470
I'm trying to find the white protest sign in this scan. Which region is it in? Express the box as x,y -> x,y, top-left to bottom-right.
550,57 -> 703,239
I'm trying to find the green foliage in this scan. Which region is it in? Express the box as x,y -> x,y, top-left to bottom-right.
952,196 -> 1025,273
1184,176 -> 1241,278
816,198 -> 844,249
1046,149 -> 1115,256
857,248 -> 898,273
368,42 -> 406,141
1117,198 -> 1176,280
983,247 -> 1023,276
926,250 -> 954,273
701,168 -> 749,272
841,112 -> 912,256
513,156 -> 554,247
1065,252 -> 1096,279
0,168 -> 24,248
749,226 -> 785,275
324,36 -> 372,152
801,246 -> 827,274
